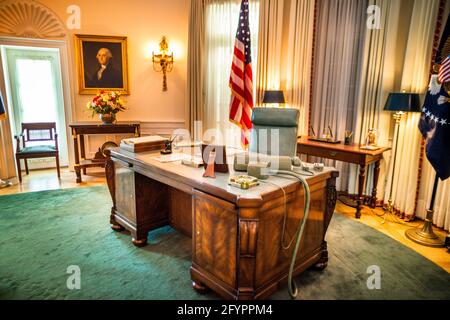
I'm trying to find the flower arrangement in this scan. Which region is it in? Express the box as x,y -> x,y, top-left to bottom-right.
86,91 -> 126,123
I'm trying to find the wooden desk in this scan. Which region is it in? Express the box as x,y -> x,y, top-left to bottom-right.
69,122 -> 140,183
105,148 -> 338,300
297,137 -> 390,218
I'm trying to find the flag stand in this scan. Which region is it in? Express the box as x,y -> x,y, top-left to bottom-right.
405,173 -> 445,247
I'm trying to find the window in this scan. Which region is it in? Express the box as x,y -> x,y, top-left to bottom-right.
2,46 -> 68,167
204,0 -> 259,148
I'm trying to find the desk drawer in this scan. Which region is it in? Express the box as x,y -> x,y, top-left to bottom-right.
114,159 -> 136,223
298,145 -> 361,164
193,190 -> 237,288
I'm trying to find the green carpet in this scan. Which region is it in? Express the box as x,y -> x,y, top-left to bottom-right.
0,186 -> 448,300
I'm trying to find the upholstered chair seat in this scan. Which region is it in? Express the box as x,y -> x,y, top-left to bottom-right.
17,145 -> 57,154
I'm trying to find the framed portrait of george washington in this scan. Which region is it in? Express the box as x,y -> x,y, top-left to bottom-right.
75,34 -> 129,94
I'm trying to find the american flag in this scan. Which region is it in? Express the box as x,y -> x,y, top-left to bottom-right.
438,55 -> 450,83
229,0 -> 254,147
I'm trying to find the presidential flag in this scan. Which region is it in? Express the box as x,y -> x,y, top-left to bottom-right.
0,92 -> 6,120
418,15 -> 450,180
229,0 -> 254,147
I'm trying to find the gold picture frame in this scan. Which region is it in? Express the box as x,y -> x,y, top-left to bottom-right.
75,34 -> 129,94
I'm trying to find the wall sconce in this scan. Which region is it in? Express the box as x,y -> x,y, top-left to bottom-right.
152,36 -> 174,92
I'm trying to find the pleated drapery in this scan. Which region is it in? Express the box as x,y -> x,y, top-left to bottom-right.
0,65 -> 16,180
187,0 -> 205,140
383,0 -> 440,218
203,0 -> 260,148
256,0 -> 315,135
309,0 -> 367,190
415,1 -> 450,230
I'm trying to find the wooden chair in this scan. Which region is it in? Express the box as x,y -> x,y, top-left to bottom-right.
15,122 -> 60,183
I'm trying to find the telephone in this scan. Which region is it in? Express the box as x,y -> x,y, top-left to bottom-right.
233,153 -> 314,177
232,153 -> 313,299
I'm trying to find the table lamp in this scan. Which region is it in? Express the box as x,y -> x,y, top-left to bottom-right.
0,92 -> 12,189
262,90 -> 286,108
383,92 -> 421,212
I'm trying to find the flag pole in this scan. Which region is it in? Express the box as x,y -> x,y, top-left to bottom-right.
405,172 -> 445,247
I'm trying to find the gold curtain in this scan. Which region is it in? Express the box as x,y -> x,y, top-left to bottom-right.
309,0 -> 367,190
256,0 -> 315,135
348,0 -> 408,198
256,0 -> 285,104
187,0 -> 205,140
284,0 -> 315,135
0,84 -> 16,180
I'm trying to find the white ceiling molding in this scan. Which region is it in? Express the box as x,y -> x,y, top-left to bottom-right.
0,0 -> 66,39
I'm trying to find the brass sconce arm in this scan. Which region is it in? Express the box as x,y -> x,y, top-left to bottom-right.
152,36 -> 174,91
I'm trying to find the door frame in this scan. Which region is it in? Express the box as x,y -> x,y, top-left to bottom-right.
0,36 -> 76,172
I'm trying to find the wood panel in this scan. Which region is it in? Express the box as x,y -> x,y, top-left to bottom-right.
254,183 -> 325,288
193,190 -> 237,288
114,159 -> 136,224
169,188 -> 193,237
134,173 -> 170,232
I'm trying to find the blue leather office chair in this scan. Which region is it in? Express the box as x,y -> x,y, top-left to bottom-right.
249,107 -> 300,157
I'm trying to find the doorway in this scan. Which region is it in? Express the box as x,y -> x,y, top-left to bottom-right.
1,45 -> 69,169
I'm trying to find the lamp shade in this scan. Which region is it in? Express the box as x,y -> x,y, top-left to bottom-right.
262,90 -> 286,104
384,92 -> 421,113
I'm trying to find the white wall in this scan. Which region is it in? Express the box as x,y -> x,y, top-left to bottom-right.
39,0 -> 189,159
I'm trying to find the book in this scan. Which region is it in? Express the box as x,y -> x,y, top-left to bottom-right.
120,135 -> 168,153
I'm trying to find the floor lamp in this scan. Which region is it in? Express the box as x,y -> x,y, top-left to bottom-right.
383,92 -> 421,213
384,92 -> 444,247
0,92 -> 12,189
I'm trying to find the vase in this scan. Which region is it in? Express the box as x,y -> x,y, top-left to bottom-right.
100,114 -> 115,124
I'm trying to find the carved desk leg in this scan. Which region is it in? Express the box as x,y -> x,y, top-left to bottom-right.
105,151 -> 124,232
314,174 -> 338,270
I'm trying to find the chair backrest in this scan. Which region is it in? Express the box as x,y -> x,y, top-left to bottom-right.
249,108 -> 300,157
21,122 -> 57,147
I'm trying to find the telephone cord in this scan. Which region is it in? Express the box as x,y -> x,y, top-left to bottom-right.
269,170 -> 311,299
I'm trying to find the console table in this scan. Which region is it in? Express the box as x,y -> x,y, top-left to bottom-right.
69,122 -> 140,183
297,137 -> 390,218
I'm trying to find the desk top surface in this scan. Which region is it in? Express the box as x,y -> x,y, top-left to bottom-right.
110,147 -> 338,204
298,136 -> 390,156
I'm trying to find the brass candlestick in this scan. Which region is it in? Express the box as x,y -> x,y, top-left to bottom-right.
152,36 -> 174,92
